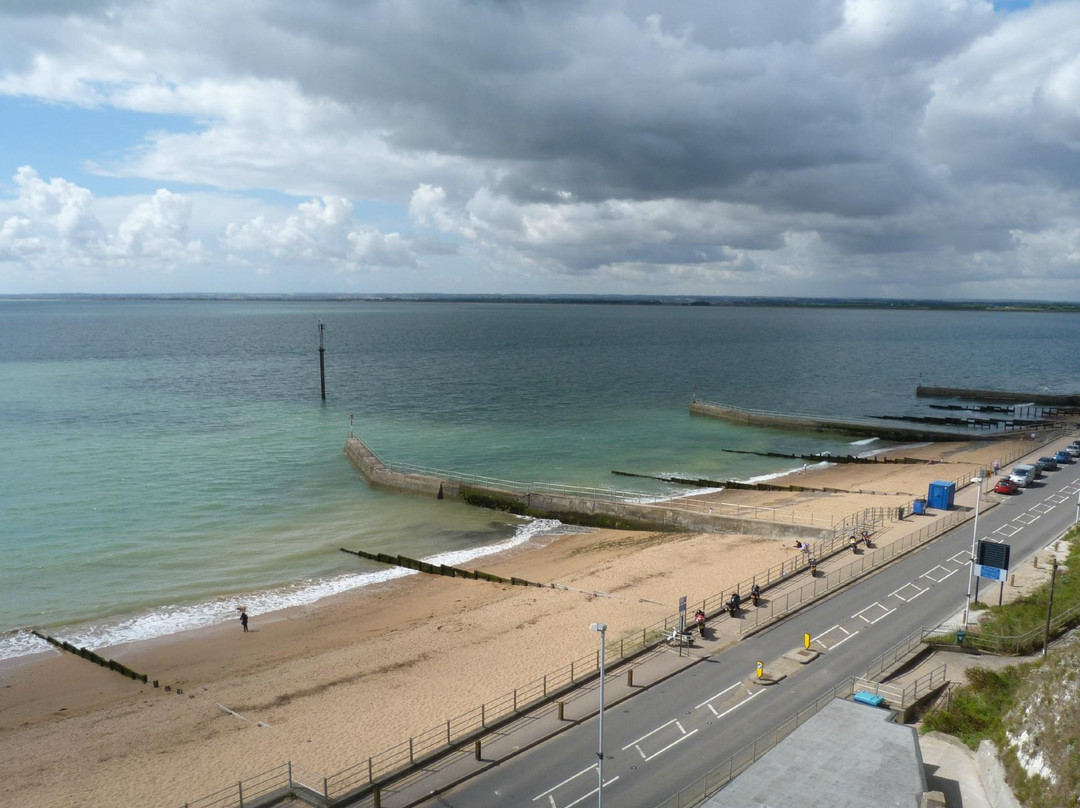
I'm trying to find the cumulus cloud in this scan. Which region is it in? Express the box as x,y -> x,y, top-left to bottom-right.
3,1 -> 1080,297
224,196 -> 423,271
0,167 -> 202,272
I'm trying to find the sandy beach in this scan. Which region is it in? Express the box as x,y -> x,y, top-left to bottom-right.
0,434 -> 1032,807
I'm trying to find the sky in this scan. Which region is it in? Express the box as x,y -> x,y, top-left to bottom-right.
3,0 -> 1079,300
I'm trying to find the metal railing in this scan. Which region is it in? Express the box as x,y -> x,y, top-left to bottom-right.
182,763 -> 293,808
926,597 -> 1080,656
739,509 -> 969,633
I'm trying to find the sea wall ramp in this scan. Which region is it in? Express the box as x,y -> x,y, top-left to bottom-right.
690,399 -> 1011,441
343,436 -> 840,540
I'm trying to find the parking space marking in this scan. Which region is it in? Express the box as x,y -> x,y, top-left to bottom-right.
994,524 -> 1022,538
1061,485 -> 1079,496
622,719 -> 698,762
816,624 -> 858,650
921,565 -> 957,584
852,602 -> 895,625
1031,502 -> 1055,514
696,682 -> 740,712
1046,494 -> 1067,504
982,536 -> 1005,543
948,551 -> 973,565
533,765 -> 620,808
1015,513 -> 1039,525
890,582 -> 928,603
711,689 -> 765,721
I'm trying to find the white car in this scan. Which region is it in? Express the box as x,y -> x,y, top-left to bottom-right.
1009,464 -> 1036,488
1067,445 -> 1080,458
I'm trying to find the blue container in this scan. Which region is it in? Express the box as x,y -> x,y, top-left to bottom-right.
927,480 -> 956,510
912,498 -> 926,515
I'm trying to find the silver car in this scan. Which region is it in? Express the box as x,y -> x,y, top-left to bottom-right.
1010,464 -> 1036,488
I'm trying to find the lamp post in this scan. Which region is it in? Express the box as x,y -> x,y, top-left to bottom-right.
589,622 -> 607,808
963,476 -> 984,626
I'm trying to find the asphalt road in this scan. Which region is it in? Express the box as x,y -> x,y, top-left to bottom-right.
428,461 -> 1080,808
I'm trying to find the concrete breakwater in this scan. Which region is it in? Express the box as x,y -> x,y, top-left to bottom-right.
690,399 -> 1013,441
916,385 -> 1080,407
343,436 -> 840,540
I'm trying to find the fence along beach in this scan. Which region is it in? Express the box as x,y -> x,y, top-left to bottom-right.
0,420 -> 1040,807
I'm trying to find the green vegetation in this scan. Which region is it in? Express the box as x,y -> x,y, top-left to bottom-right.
922,666 -> 1025,748
920,527 -> 1080,805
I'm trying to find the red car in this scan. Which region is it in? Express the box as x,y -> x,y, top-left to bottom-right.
994,477 -> 1019,494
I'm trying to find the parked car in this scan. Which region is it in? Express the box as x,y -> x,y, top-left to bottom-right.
1010,464 -> 1036,488
1055,449 -> 1072,464
994,477 -> 1019,494
1037,456 -> 1059,471
1067,444 -> 1080,457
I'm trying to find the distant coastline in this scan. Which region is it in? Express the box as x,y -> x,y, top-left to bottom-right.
3,293 -> 1080,313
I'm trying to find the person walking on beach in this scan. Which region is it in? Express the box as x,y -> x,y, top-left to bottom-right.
240,611 -> 249,632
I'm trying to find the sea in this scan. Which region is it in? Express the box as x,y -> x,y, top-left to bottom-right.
2,298 -> 1077,662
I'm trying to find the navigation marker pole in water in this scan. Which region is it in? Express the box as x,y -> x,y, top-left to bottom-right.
318,320 -> 326,400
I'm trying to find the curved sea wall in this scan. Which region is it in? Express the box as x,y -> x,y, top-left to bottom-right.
343,437 -> 834,540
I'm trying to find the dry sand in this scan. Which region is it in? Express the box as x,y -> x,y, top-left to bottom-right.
0,433 -> 1039,807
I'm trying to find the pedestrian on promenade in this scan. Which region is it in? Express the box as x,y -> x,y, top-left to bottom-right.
993,459 -> 1000,475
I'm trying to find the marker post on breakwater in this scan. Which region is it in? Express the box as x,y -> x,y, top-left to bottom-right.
318,320 -> 326,401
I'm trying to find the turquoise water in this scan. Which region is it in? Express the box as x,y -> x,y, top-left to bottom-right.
2,299 -> 1078,659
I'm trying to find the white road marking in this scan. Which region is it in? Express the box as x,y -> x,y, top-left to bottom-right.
921,565 -> 956,583
622,718 -> 698,762
948,551 -> 973,565
1030,502 -> 1054,514
816,624 -> 858,650
712,688 -> 765,720
1014,513 -> 1038,525
533,766 -> 620,808
994,524 -> 1021,538
890,582 -> 928,602
695,682 -> 740,710
851,602 -> 895,624
1046,494 -> 1067,504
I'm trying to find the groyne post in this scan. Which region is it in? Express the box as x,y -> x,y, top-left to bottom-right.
318,320 -> 326,401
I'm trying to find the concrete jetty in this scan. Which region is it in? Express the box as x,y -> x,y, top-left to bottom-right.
343,436 -> 855,541
689,399 -> 1021,441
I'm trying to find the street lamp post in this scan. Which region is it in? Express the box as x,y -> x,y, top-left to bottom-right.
589,622 -> 607,808
963,476 -> 985,626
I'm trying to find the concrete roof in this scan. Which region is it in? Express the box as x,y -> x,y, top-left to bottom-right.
703,698 -> 926,808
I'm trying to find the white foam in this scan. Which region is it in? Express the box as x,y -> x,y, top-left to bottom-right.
4,519 -> 572,660
0,629 -> 57,661
849,437 -> 879,446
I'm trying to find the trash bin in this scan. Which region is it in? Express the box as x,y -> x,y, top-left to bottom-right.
913,498 -> 927,515
956,628 -> 967,645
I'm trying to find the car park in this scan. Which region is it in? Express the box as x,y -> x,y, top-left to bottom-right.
994,477 -> 1019,494
1037,456 -> 1059,471
1010,464 -> 1036,487
1055,449 -> 1072,464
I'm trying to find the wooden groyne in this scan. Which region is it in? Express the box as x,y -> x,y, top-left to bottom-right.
916,385 -> 1080,407
690,399 -> 1013,441
31,630 -> 148,683
720,449 -> 926,464
340,548 -> 548,588
343,436 -> 837,541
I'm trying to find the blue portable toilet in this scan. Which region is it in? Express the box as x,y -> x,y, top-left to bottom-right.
927,480 -> 956,510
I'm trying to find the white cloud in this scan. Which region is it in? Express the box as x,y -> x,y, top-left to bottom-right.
223,196 -> 423,271
3,1 -> 1080,298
